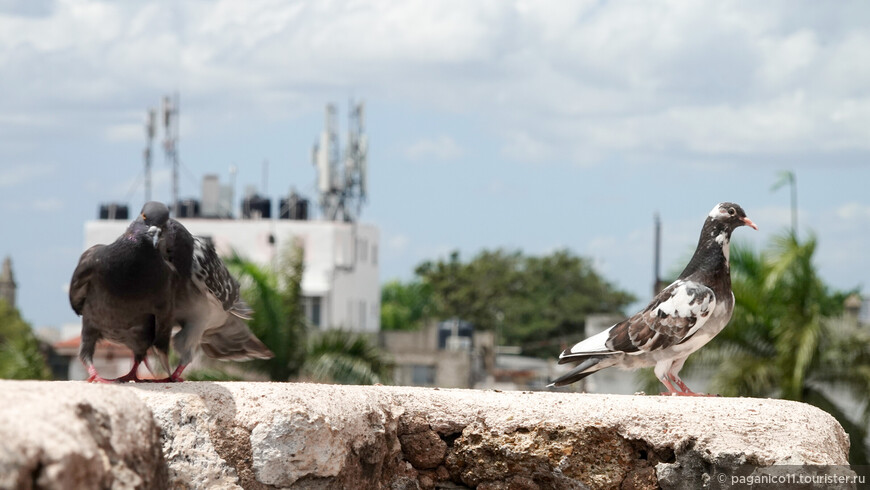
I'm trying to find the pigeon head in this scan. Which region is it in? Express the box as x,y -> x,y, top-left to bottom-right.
708,202 -> 758,232
138,201 -> 170,227
125,220 -> 162,249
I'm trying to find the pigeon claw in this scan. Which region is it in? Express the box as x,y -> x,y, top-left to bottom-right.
86,365 -> 114,383
658,375 -> 717,396
150,364 -> 187,383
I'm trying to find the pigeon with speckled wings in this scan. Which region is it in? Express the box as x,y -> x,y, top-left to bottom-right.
137,201 -> 273,382
550,202 -> 757,396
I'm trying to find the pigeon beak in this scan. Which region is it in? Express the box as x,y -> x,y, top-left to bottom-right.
148,226 -> 161,247
742,217 -> 758,230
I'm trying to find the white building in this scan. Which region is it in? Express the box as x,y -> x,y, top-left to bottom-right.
84,218 -> 380,332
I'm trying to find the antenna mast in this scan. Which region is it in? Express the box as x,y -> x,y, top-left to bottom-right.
653,213 -> 662,295
312,100 -> 368,222
162,93 -> 180,216
144,108 -> 156,202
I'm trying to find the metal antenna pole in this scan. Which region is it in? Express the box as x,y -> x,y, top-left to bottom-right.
653,212 -> 661,295
144,108 -> 155,202
163,93 -> 180,216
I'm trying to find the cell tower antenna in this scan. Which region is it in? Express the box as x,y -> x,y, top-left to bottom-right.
229,164 -> 238,218
144,108 -> 156,202
312,100 -> 368,222
162,93 -> 180,216
262,159 -> 269,195
653,212 -> 662,295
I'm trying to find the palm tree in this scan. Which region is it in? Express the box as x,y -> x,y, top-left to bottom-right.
202,241 -> 392,385
643,232 -> 869,464
301,329 -> 392,385
224,242 -> 308,381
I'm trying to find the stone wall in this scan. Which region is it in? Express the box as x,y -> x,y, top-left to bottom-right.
0,381 -> 851,489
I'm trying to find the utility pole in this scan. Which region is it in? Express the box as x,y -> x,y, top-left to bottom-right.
772,170 -> 797,238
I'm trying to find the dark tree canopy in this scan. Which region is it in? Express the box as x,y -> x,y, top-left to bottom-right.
380,280 -> 433,331
405,248 -> 635,356
0,299 -> 51,380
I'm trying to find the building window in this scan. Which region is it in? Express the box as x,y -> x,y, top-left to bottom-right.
371,244 -> 378,265
357,238 -> 368,263
411,364 -> 436,386
305,296 -> 321,328
359,300 -> 366,330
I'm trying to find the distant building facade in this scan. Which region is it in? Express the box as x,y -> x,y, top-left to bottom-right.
381,320 -> 494,388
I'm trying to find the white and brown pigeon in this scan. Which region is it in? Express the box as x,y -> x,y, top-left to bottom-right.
138,201 -> 273,381
69,219 -> 175,383
549,202 -> 758,396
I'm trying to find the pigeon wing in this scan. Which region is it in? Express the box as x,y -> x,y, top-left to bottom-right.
69,245 -> 103,315
607,279 -> 716,353
191,236 -> 243,314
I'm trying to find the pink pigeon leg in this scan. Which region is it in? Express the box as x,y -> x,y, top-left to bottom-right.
86,364 -> 113,384
668,374 -> 717,397
659,376 -> 681,396
153,363 -> 187,383
112,359 -> 146,383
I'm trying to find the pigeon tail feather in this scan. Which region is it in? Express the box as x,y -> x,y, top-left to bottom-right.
200,314 -> 274,361
229,300 -> 254,320
559,327 -> 615,360
548,356 -> 605,387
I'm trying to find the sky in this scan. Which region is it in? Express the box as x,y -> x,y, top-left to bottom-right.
1,1 -> 869,330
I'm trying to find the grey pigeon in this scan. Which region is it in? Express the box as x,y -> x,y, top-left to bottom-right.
69,220 -> 174,382
549,202 -> 758,396
138,201 -> 273,381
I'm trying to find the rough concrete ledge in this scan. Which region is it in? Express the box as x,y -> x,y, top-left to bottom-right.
0,381 -> 851,489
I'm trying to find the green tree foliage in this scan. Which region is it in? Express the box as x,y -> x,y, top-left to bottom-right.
414,249 -> 635,356
302,329 -> 392,385
0,299 -> 50,379
225,242 -> 307,381
642,232 -> 868,464
380,279 -> 433,331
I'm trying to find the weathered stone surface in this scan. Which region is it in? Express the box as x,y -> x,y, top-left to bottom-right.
0,381 -> 166,490
130,382 -> 411,489
399,428 -> 447,470
0,382 -> 852,489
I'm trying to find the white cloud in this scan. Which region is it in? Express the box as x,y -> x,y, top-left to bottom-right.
836,203 -> 870,221
33,197 -> 63,212
404,136 -> 462,161
387,233 -> 409,252
2,1 -> 870,165
105,121 -> 144,142
740,205 -> 793,234
0,164 -> 55,188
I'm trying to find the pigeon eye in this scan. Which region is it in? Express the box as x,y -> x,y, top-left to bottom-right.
728,207 -> 736,216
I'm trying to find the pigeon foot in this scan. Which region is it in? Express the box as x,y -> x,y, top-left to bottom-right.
659,376 -> 718,396
659,391 -> 718,397
86,365 -> 123,383
152,364 -> 187,383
